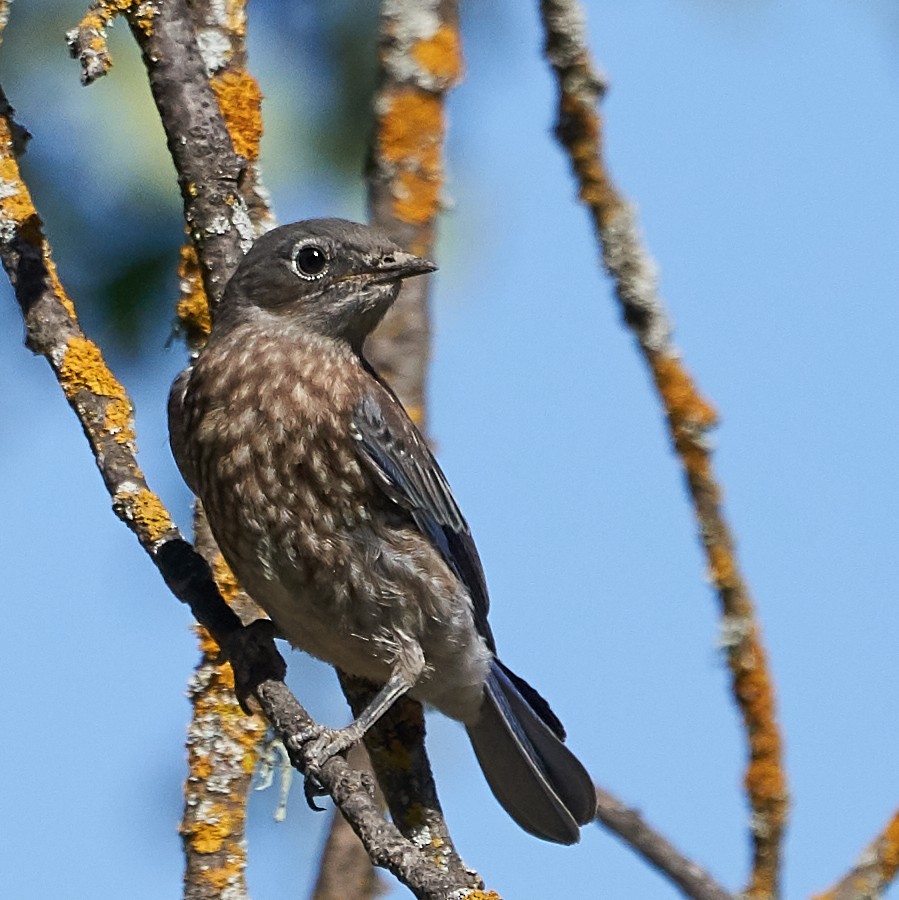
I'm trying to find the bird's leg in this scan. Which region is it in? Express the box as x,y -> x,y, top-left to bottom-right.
288,648 -> 425,786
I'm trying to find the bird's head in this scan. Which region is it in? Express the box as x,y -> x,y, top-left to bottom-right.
216,219 -> 436,349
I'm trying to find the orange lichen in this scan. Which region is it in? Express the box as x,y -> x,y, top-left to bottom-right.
195,624 -> 220,658
814,812 -> 899,899
210,69 -> 263,161
557,96 -> 621,226
707,543 -> 737,590
733,627 -> 787,900
411,24 -> 463,84
651,353 -> 718,430
377,88 -> 445,222
394,168 -> 441,226
60,336 -> 127,399
127,488 -> 174,543
176,243 -> 211,341
379,89 -> 442,166
882,813 -> 899,877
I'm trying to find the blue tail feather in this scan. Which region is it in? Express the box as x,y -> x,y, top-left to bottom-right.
466,659 -> 596,844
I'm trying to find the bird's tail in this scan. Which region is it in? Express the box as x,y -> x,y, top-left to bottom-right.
465,659 -> 596,844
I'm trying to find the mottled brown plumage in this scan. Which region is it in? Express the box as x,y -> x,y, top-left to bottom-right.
169,219 -> 596,843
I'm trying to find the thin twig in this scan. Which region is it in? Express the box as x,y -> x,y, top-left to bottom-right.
538,2 -> 788,899
594,785 -> 733,900
811,810 -> 899,900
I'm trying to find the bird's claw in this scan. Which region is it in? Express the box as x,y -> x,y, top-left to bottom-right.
286,723 -> 363,810
303,772 -> 328,811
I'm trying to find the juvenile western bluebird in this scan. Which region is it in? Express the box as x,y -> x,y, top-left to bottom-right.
168,219 -> 596,843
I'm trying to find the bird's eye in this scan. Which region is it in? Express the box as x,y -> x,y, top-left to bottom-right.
293,244 -> 328,279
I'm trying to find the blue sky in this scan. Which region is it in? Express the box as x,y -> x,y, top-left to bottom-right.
2,2 -> 898,898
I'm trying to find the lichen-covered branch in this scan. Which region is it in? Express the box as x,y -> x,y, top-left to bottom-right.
0,86 -> 241,644
170,2 -> 274,896
811,811 -> 899,900
538,2 -> 788,898
365,0 -> 462,426
594,785 -> 733,900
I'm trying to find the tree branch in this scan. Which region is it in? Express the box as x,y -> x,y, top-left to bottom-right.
538,2 -> 788,898
167,3 -> 274,896
810,810 -> 899,900
311,743 -> 385,900
365,0 -> 462,425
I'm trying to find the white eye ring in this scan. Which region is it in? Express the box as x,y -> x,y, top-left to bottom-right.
291,242 -> 329,280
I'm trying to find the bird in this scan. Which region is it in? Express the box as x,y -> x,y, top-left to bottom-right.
168,218 -> 597,844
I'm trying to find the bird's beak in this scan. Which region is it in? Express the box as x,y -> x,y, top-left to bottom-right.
366,251 -> 438,285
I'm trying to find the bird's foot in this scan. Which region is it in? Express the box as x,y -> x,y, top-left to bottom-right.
286,722 -> 365,810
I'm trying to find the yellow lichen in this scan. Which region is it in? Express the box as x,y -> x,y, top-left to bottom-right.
191,755 -> 214,782
0,156 -> 38,225
212,554 -> 241,604
176,243 -> 212,341
60,336 -> 127,399
210,69 -> 264,161
0,152 -> 78,320
189,802 -> 235,854
411,24 -> 463,84
104,395 -> 136,446
127,488 -> 174,543
405,403 -> 425,427
44,255 -> 77,319
200,856 -> 244,891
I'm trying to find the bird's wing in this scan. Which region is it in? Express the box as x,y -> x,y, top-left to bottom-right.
168,366 -> 200,496
351,382 -> 496,652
